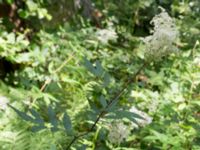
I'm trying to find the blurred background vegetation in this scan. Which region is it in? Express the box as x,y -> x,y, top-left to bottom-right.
0,0 -> 200,149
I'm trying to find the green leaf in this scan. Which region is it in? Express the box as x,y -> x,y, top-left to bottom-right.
105,109 -> 144,125
50,144 -> 57,150
63,112 -> 72,135
116,110 -> 144,119
147,130 -> 168,143
9,105 -> 34,122
29,109 -> 44,125
83,58 -> 96,75
115,110 -> 144,120
6,0 -> 14,4
106,99 -> 118,112
103,72 -> 111,87
48,106 -> 58,132
18,9 -> 29,18
99,95 -> 107,108
31,125 -> 46,132
95,61 -> 104,77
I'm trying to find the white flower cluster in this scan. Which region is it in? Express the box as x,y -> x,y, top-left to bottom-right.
96,28 -> 118,44
142,8 -> 179,61
107,120 -> 130,145
129,106 -> 152,128
0,96 -> 9,110
130,90 -> 159,114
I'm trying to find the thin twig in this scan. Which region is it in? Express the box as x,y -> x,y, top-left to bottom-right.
190,40 -> 199,58
53,53 -> 76,74
29,52 -> 76,108
65,62 -> 147,150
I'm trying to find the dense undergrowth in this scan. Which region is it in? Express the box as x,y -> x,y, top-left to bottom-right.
0,0 -> 200,150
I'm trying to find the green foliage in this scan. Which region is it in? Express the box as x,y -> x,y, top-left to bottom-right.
0,0 -> 200,150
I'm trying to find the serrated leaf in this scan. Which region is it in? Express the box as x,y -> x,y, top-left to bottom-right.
48,106 -> 58,132
106,99 -> 118,112
105,109 -> 144,125
103,72 -> 111,87
29,109 -> 44,125
115,110 -> 144,120
83,58 -> 96,75
99,95 -> 107,108
95,61 -> 104,77
31,125 -> 46,132
88,98 -> 99,113
63,112 -> 72,135
9,105 -> 34,122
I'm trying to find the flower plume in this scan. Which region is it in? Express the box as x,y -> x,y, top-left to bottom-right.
142,8 -> 179,61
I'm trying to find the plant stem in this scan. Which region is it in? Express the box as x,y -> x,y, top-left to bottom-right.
29,52 -> 75,108
65,61 -> 147,150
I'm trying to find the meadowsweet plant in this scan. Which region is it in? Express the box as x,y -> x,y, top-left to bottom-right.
7,9 -> 180,149
142,8 -> 179,61
2,1 -> 200,150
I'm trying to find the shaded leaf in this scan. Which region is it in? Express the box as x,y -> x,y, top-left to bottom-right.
99,95 -> 107,108
63,112 -> 73,135
115,110 -> 144,120
31,125 -> 46,132
29,109 -> 44,125
95,61 -> 104,77
9,105 -> 34,122
103,72 -> 111,87
48,106 -> 58,132
83,58 -> 96,75
105,109 -> 144,125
